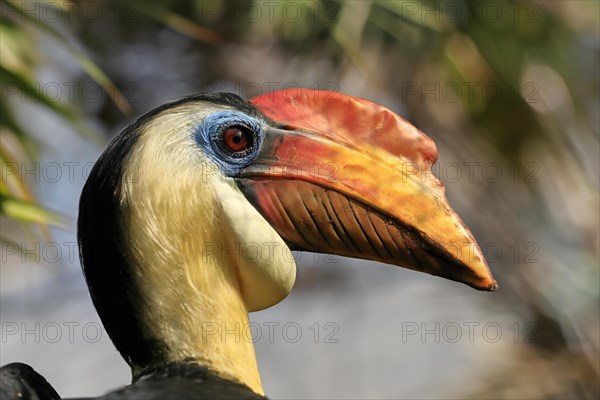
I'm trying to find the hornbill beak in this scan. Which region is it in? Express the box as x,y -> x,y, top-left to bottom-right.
237,89 -> 497,291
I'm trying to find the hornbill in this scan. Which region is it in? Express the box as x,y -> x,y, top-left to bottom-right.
0,89 -> 497,399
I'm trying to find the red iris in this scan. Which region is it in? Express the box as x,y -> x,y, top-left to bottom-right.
222,127 -> 251,153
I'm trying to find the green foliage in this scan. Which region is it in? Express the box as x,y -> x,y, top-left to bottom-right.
1,0 -> 115,242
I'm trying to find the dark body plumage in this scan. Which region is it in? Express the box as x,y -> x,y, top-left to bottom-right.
93,363 -> 266,400
0,363 -> 60,400
0,362 -> 265,400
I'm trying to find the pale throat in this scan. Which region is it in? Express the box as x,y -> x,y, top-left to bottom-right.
121,196 -> 265,395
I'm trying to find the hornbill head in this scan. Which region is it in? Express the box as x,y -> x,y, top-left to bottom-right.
78,89 -> 496,395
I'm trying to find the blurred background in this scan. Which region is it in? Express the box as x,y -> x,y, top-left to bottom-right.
1,0 -> 598,398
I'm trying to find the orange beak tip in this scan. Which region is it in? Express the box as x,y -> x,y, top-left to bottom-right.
487,280 -> 500,292
475,277 -> 499,292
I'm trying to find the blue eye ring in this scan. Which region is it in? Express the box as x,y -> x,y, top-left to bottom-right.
194,110 -> 263,176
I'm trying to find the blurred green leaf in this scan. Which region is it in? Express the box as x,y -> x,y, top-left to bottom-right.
138,4 -> 222,43
0,193 -> 65,228
4,0 -> 132,115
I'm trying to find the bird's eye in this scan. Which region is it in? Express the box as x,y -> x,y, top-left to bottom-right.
221,125 -> 256,158
222,126 -> 253,154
